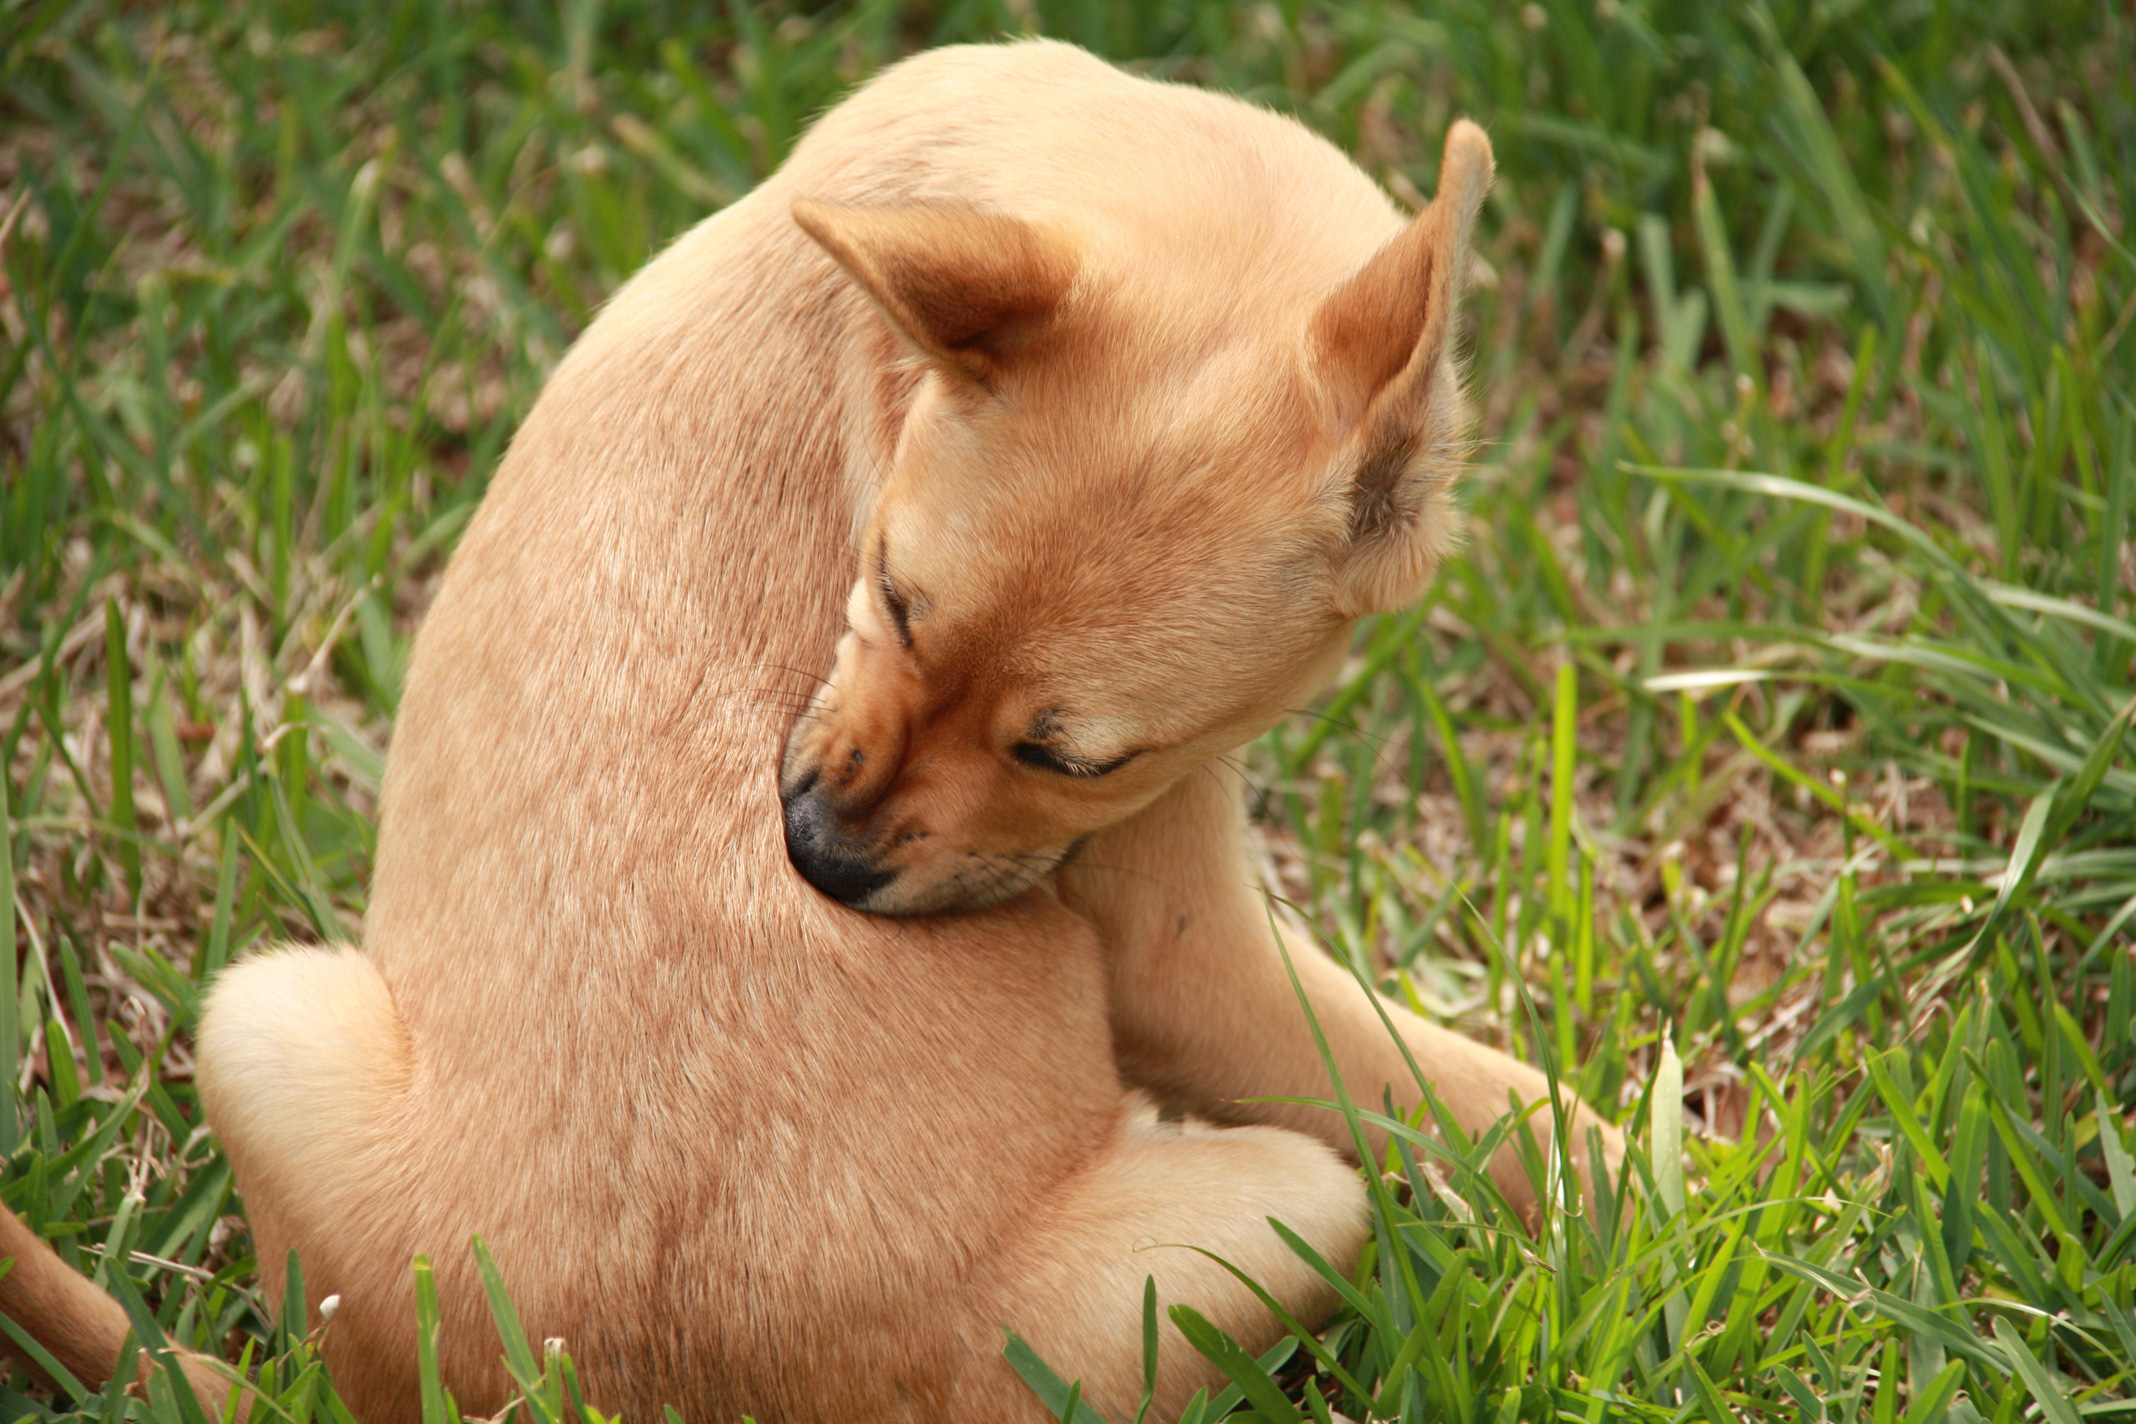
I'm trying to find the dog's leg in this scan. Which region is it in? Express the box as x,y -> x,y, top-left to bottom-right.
195,945 -> 428,1424
0,1206 -> 237,1412
0,945 -> 416,1421
951,1108 -> 1367,1423
1061,765 -> 1623,1221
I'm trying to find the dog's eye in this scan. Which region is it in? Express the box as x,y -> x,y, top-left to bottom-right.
1012,742 -> 1132,778
878,574 -> 912,646
875,542 -> 913,646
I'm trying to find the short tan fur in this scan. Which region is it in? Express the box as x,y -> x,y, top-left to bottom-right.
2,41 -> 1621,1424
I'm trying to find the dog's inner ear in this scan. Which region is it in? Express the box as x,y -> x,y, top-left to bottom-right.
793,200 -> 1079,383
1310,120 -> 1494,616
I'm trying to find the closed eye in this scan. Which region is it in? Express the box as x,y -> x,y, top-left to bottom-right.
1012,742 -> 1134,778
876,541 -> 912,646
878,573 -> 911,645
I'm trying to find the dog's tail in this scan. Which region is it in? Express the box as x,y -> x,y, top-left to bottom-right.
0,1204 -> 237,1413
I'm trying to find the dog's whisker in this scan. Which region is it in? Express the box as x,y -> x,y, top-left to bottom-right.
723,686 -> 837,711
728,684 -> 836,704
739,661 -> 834,689
737,695 -> 834,716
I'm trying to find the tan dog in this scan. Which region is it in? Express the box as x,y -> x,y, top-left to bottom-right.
2,40 -> 1619,1424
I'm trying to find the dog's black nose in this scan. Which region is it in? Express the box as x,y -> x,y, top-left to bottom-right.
781,785 -> 895,907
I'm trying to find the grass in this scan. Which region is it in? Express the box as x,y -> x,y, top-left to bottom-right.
1,0 -> 2132,1421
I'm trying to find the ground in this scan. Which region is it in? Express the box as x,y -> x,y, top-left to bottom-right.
0,2 -> 2131,1421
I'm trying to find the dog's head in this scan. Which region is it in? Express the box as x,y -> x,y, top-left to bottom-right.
779,123 -> 1493,914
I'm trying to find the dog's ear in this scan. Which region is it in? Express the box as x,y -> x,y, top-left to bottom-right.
1312,120 -> 1493,618
792,200 -> 1079,384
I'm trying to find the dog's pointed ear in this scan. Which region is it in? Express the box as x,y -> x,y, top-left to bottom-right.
1312,120 -> 1493,618
792,200 -> 1079,384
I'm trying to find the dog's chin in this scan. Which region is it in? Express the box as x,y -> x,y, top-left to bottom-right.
847,851 -> 1065,916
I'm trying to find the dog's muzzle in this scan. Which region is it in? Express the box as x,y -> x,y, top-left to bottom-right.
781,777 -> 896,908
